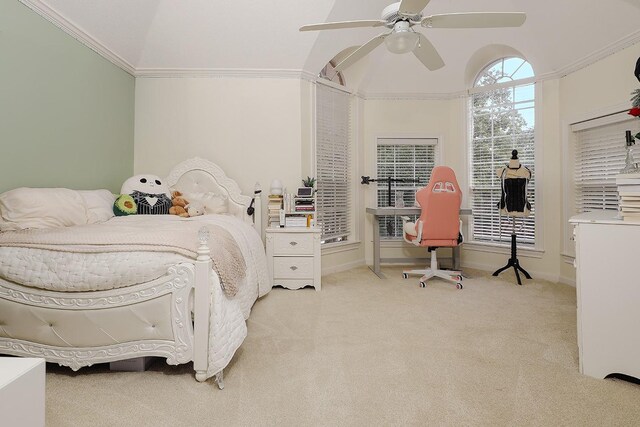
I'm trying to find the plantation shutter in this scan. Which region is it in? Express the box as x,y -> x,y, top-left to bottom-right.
315,82 -> 351,243
573,115 -> 640,212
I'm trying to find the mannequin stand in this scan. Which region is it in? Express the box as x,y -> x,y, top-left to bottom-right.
492,220 -> 532,285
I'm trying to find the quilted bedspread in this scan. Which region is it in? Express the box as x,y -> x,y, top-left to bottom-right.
0,214 -> 272,379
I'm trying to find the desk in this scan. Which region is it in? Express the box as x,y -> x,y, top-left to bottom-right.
366,207 -> 472,279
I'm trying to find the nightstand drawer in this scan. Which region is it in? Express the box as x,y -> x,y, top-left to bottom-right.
273,256 -> 314,279
272,233 -> 314,256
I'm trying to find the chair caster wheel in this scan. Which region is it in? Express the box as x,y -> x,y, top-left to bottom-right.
419,281 -> 426,288
456,282 -> 463,290
402,273 -> 408,279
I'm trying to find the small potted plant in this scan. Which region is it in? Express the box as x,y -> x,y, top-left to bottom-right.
302,177 -> 316,191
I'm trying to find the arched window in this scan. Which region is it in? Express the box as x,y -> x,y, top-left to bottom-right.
319,60 -> 345,86
316,61 -> 350,243
469,57 -> 536,247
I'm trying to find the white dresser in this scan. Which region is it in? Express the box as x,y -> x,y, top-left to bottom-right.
0,357 -> 46,426
265,227 -> 321,291
569,211 -> 640,380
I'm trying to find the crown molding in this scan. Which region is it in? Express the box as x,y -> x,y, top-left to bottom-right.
135,68 -> 315,80
362,91 -> 466,101
551,29 -> 640,79
18,0 -> 135,75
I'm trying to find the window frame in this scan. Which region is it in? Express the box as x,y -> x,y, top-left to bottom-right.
314,79 -> 353,246
372,139 -> 440,242
466,57 -> 543,252
373,134 -> 442,242
562,107 -> 639,258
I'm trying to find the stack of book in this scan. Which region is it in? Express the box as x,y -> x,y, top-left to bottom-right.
294,195 -> 315,213
267,195 -> 283,228
616,173 -> 640,222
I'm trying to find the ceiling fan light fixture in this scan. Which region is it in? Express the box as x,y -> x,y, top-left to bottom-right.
385,21 -> 419,54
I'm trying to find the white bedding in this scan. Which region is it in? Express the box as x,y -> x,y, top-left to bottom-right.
0,248 -> 191,292
0,214 -> 272,378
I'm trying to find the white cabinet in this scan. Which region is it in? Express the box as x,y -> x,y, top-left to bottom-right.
570,211 -> 640,379
266,227 -> 321,291
0,357 -> 45,426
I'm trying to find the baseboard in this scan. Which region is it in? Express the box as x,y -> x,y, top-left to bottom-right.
559,275 -> 576,287
322,259 -> 365,275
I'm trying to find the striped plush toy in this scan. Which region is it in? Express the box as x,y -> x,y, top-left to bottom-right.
120,174 -> 172,215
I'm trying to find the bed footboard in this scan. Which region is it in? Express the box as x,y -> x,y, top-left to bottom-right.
0,263 -> 197,371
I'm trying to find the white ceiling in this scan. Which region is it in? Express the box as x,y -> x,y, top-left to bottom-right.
27,0 -> 640,96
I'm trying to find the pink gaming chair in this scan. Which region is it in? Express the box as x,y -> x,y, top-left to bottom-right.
401,166 -> 464,289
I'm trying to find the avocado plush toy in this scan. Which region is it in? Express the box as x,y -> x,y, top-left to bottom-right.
113,194 -> 137,216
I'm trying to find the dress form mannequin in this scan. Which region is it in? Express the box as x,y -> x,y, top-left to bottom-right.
495,150 -> 532,217
492,150 -> 532,285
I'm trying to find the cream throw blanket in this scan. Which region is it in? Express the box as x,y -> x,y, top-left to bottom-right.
0,215 -> 246,297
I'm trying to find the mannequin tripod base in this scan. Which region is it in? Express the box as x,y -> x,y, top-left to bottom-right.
492,233 -> 532,285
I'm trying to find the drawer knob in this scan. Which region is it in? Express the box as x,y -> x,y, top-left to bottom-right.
289,241 -> 298,246
290,265 -> 298,271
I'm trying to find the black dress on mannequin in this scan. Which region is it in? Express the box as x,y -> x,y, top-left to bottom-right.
492,150 -> 532,285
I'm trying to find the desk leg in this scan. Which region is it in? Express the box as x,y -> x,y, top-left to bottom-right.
369,215 -> 385,279
452,246 -> 461,270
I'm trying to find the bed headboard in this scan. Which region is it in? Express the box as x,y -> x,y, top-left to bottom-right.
165,158 -> 262,235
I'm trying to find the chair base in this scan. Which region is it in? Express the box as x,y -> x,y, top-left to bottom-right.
402,250 -> 463,289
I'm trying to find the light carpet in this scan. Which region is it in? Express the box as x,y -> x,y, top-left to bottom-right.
46,266 -> 640,426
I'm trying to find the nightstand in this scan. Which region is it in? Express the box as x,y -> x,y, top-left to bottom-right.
265,227 -> 321,291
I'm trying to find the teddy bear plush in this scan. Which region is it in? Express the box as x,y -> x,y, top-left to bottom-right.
169,191 -> 190,218
186,201 -> 205,217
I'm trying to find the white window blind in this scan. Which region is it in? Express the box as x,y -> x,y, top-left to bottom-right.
376,138 -> 436,239
315,82 -> 351,243
573,117 -> 639,213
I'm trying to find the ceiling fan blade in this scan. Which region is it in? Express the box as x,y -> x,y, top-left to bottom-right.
334,33 -> 388,72
413,33 -> 445,71
399,0 -> 432,16
300,20 -> 386,32
422,12 -> 526,28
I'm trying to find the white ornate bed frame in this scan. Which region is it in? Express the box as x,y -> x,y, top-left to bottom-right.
0,158 -> 262,389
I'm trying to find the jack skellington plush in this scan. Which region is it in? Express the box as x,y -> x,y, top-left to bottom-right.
120,175 -> 172,215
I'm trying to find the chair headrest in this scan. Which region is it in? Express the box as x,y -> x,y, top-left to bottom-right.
432,182 -> 457,193
426,166 -> 460,194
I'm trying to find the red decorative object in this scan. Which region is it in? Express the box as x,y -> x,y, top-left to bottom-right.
629,107 -> 640,117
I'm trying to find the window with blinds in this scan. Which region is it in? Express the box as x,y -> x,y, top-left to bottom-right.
470,57 -> 536,246
315,82 -> 351,244
573,117 -> 640,213
376,138 -> 436,239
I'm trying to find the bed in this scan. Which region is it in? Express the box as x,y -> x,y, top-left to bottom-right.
0,157 -> 270,389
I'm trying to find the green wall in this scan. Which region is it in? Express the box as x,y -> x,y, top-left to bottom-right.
0,1 -> 134,193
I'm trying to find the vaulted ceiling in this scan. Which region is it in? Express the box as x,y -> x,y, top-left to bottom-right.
23,0 -> 640,96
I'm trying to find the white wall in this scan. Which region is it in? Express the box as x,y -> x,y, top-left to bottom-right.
134,77 -> 304,231
558,44 -> 640,284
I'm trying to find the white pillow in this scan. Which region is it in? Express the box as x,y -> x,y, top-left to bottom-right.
184,191 -> 228,214
78,190 -> 116,223
0,188 -> 89,232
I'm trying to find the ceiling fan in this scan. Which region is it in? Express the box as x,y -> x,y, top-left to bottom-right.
300,0 -> 526,72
